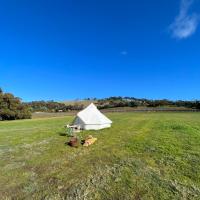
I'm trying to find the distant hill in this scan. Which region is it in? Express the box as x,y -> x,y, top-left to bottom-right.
62,100 -> 97,107
26,96 -> 200,113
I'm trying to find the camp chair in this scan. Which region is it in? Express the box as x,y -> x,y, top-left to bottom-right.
65,125 -> 74,137
65,125 -> 80,137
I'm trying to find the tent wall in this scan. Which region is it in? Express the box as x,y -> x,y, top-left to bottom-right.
73,117 -> 84,129
74,116 -> 111,130
83,124 -> 111,130
72,103 -> 112,130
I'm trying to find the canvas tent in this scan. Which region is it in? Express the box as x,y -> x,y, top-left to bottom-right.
73,103 -> 112,130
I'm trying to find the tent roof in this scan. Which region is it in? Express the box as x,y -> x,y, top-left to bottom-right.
76,103 -> 112,125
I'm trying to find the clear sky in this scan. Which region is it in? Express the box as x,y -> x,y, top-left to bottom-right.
0,0 -> 200,101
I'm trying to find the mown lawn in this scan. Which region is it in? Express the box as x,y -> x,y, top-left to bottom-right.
0,113 -> 200,200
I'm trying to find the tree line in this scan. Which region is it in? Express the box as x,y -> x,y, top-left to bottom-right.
25,101 -> 84,112
1,88 -> 200,121
27,97 -> 200,112
97,97 -> 200,110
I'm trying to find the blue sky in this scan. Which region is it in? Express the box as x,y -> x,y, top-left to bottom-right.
0,0 -> 200,101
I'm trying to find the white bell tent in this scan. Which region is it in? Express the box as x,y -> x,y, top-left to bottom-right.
73,103 -> 112,130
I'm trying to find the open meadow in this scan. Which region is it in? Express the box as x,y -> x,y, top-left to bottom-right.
0,112 -> 200,199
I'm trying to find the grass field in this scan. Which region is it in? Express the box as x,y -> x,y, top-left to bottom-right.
0,113 -> 200,199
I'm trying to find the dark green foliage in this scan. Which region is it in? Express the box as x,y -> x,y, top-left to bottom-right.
128,101 -> 138,107
0,89 -> 31,121
26,101 -> 84,112
173,100 -> 200,110
97,97 -> 200,110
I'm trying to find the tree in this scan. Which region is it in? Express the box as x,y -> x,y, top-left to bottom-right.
128,101 -> 138,107
0,89 -> 31,121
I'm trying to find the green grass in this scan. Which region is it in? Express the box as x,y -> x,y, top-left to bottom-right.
0,113 -> 200,199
